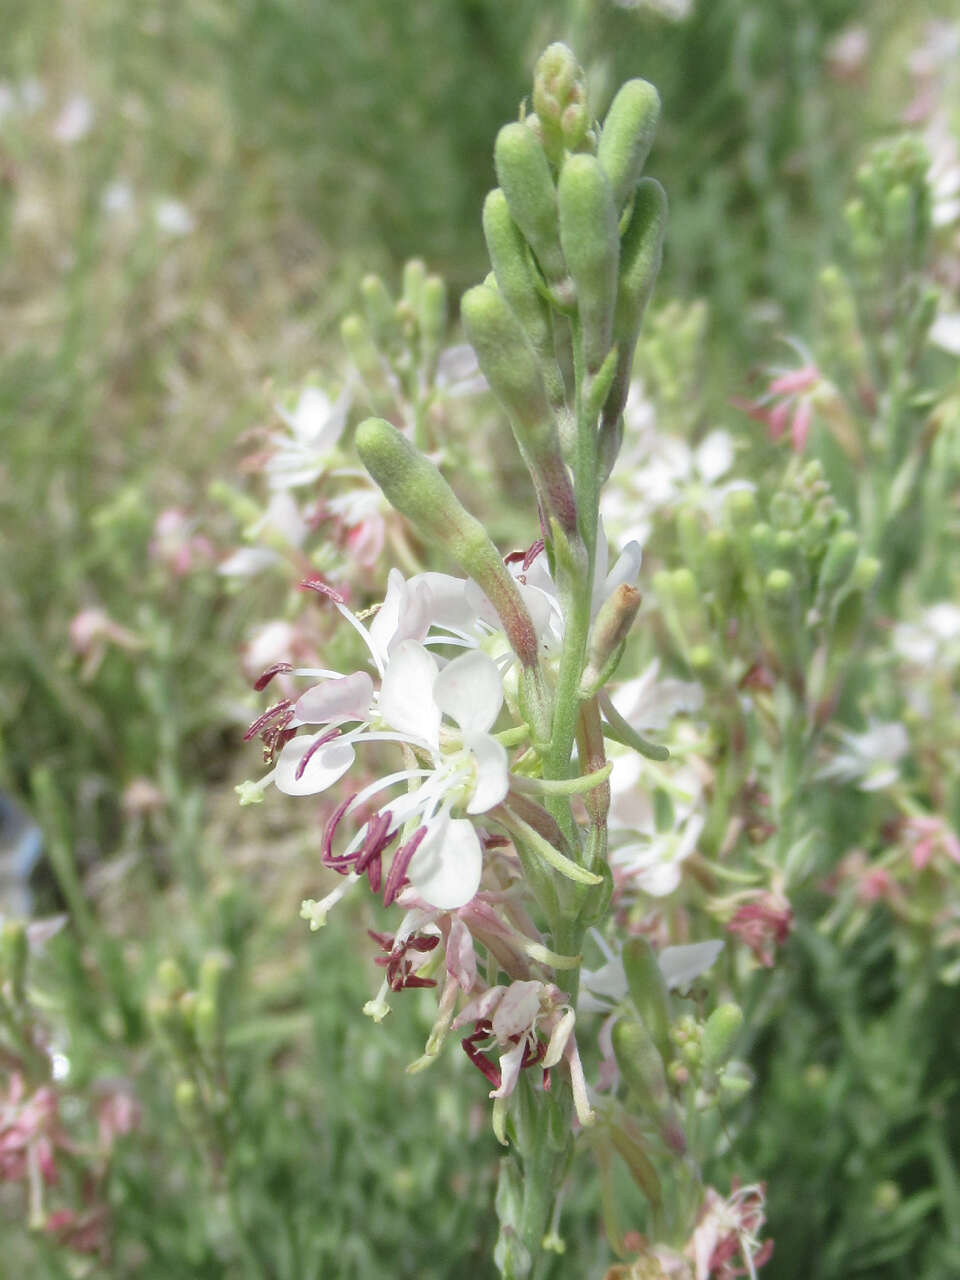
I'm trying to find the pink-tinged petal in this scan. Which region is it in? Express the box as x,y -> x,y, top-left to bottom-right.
791,399 -> 813,452
346,515 -> 385,568
274,735 -> 355,796
434,650 -> 503,734
380,641 -> 441,747
768,400 -> 790,440
464,732 -> 509,814
492,981 -> 541,1040
294,672 -> 374,725
412,572 -> 478,631
769,365 -> 818,396
407,812 -> 482,910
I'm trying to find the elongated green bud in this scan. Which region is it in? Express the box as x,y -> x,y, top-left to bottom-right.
817,529 -> 859,597
494,122 -> 568,291
361,274 -> 401,352
612,1017 -> 686,1154
482,189 -> 553,357
702,1002 -> 743,1070
461,283 -> 577,534
598,79 -> 660,209
609,1115 -> 663,1207
581,583 -> 641,695
601,178 -> 666,438
558,154 -> 619,373
402,258 -> 426,314
356,417 -> 539,666
622,936 -> 671,1062
419,274 -> 447,380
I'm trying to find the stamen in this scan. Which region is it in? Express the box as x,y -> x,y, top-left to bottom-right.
243,699 -> 293,741
253,662 -> 293,691
299,576 -> 347,606
321,792 -> 358,868
383,826 -> 427,906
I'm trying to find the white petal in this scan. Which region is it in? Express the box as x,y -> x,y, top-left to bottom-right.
465,733 -> 509,814
657,940 -> 724,990
379,641 -> 441,748
695,430 -> 735,483
492,980 -> 542,1040
601,540 -> 643,601
294,672 -> 374,725
406,812 -> 482,910
490,1042 -> 526,1099
274,735 -> 355,796
433,650 -> 503,734
636,860 -> 684,897
218,548 -> 281,577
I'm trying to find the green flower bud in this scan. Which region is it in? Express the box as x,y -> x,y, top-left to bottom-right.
765,567 -> 795,604
702,1002 -> 743,1070
602,178 -> 667,434
341,312 -> 386,394
718,1070 -> 753,1103
725,487 -> 758,532
532,43 -> 589,161
884,183 -> 913,246
817,529 -> 859,597
402,258 -> 426,315
749,522 -> 777,577
850,555 -> 881,591
494,122 -> 567,291
156,959 -> 187,997
419,274 -> 447,379
558,154 -> 619,373
174,1078 -> 199,1117
581,583 -> 642,695
482,189 -> 555,372
612,1018 -> 685,1154
356,417 -> 540,667
622,936 -> 671,1062
597,78 -> 660,209
194,994 -> 218,1054
360,274 -> 401,352
460,283 -> 577,534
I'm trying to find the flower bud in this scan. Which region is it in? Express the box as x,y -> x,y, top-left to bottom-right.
402,258 -> 426,315
558,154 -> 619,372
724,487 -> 758,532
356,417 -> 539,667
597,78 -> 660,209
817,529 -> 859,597
702,1002 -> 743,1070
0,920 -> 28,1003
765,567 -> 795,605
174,1078 -> 199,1117
419,274 -> 447,378
360,274 -> 401,353
532,43 -> 589,162
622,936 -> 671,1062
718,1069 -> 753,1103
581,583 -> 642,694
461,283 -> 577,534
494,122 -> 567,290
601,178 -> 666,436
749,522 -> 777,577
482,188 -> 554,364
156,958 -> 187,997
612,1017 -> 685,1154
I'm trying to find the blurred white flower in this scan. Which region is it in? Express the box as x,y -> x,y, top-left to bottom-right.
154,198 -> 195,236
817,721 -> 910,792
102,180 -> 134,218
267,385 -> 351,489
52,94 -> 94,143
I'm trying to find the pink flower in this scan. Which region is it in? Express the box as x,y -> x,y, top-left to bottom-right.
689,1182 -> 773,1280
903,816 -> 960,872
734,363 -> 820,453
727,892 -> 793,968
149,508 -> 214,577
0,1074 -> 63,1186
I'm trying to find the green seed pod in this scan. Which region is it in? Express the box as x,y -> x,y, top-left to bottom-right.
461,283 -> 577,534
765,567 -> 795,605
494,122 -> 568,290
622,936 -> 671,1062
419,274 -> 447,378
558,155 -> 619,373
601,178 -> 666,436
356,417 -> 540,667
581,583 -> 642,695
597,78 -> 661,209
702,1003 -> 744,1070
482,189 -> 554,359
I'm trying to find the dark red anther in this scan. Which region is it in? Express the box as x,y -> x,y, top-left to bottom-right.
253,662 -> 293,692
522,538 -> 545,572
294,725 -> 343,780
300,576 -> 347,606
382,826 -> 427,907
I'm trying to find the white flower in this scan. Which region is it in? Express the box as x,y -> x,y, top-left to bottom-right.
52,94 -> 94,143
268,386 -> 352,489
264,574 -> 510,910
611,659 -> 704,732
154,198 -> 194,236
893,602 -> 960,665
929,312 -> 960,357
579,934 -> 724,1012
817,720 -> 910,792
608,751 -> 704,896
601,381 -> 751,545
